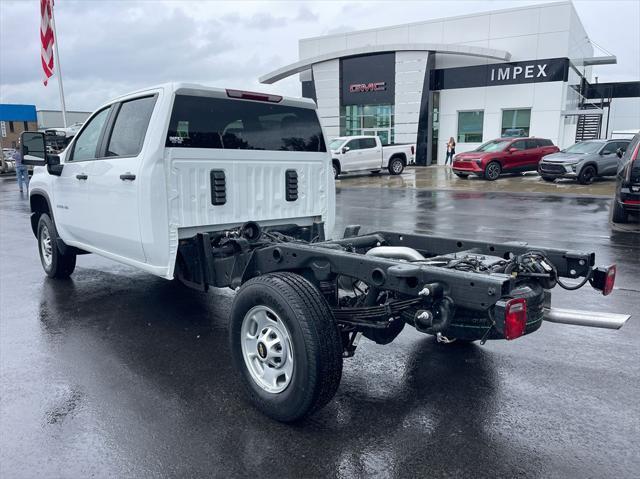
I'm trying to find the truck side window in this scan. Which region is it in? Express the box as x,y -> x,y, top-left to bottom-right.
360,138 -> 377,149
106,96 -> 157,157
345,139 -> 361,151
70,107 -> 111,162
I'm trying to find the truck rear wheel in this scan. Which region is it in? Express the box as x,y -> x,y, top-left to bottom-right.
388,157 -> 404,175
229,272 -> 343,422
37,213 -> 76,279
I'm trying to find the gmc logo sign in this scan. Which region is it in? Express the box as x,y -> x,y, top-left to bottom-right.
349,82 -> 387,93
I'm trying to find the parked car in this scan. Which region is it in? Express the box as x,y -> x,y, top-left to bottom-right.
1,148 -> 17,173
452,137 -> 559,180
329,135 -> 415,178
612,132 -> 640,223
539,139 -> 629,184
502,128 -> 527,138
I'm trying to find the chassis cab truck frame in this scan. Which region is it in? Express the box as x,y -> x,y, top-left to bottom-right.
22,83 -> 630,422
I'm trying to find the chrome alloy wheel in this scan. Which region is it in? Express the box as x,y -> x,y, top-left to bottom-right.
391,159 -> 403,174
486,162 -> 500,180
241,305 -> 294,393
40,224 -> 53,268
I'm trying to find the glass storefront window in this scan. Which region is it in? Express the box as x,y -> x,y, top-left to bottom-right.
340,104 -> 394,144
457,110 -> 484,143
501,109 -> 531,137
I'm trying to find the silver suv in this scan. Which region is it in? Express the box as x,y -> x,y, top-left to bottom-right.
538,139 -> 630,184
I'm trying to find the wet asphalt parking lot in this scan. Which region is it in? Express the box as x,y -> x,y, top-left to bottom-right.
1,169 -> 639,478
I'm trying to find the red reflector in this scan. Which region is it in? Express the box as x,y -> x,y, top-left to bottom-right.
603,264 -> 616,296
622,200 -> 640,205
504,298 -> 527,340
226,89 -> 282,103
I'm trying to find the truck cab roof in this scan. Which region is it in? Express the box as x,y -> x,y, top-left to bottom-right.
102,82 -> 317,111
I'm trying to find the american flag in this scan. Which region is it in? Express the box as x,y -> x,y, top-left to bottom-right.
40,0 -> 55,86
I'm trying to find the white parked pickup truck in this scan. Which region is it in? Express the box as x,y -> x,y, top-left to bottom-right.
21,83 -> 629,423
329,135 -> 414,178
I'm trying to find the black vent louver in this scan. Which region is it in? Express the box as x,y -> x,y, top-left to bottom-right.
210,170 -> 226,205
286,169 -> 298,202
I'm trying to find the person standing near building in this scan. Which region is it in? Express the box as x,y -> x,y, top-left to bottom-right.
445,137 -> 456,166
13,142 -> 29,193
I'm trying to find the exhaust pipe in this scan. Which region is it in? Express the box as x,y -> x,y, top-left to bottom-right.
366,246 -> 426,262
543,307 -> 630,330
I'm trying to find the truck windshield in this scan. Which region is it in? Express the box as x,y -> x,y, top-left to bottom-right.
329,139 -> 345,150
563,141 -> 603,154
474,140 -> 510,152
166,95 -> 326,152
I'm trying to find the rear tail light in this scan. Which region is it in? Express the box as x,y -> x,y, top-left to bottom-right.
626,142 -> 640,183
604,265 -> 616,296
411,145 -> 415,155
504,298 -> 527,340
590,264 -> 616,296
226,89 -> 282,103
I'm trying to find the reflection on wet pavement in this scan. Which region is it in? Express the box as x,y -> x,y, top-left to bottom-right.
1,177 -> 638,478
339,165 -> 618,197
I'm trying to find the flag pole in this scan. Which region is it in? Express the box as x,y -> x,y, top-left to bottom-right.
49,2 -> 67,127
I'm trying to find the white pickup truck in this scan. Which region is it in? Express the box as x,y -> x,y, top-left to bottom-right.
329,135 -> 414,178
21,83 -> 629,423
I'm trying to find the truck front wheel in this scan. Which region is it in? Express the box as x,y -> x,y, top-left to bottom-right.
229,272 -> 343,422
37,213 -> 76,279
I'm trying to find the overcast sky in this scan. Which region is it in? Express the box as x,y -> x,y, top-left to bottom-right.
1,0 -> 638,112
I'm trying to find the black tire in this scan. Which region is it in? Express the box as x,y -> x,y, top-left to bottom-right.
229,272 -> 343,422
612,200 -> 628,224
388,156 -> 404,175
37,213 -> 76,279
541,176 -> 556,182
578,165 -> 596,185
454,172 -> 469,179
332,161 -> 340,179
484,161 -> 502,181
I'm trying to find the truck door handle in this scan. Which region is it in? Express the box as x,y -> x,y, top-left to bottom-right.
76,174 -> 88,180
119,173 -> 136,181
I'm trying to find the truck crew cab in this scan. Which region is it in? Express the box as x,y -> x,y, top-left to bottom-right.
329,135 -> 414,178
22,83 -> 630,422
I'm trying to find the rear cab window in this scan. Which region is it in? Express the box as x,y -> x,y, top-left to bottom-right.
166,95 -> 326,152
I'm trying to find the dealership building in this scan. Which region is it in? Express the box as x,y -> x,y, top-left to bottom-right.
260,1 -> 640,165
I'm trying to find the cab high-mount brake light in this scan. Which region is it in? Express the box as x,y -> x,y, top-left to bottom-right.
226,89 -> 283,103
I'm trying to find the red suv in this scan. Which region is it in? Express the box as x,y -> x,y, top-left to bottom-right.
452,137 -> 559,181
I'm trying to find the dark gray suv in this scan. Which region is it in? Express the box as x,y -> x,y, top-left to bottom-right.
538,139 -> 629,184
